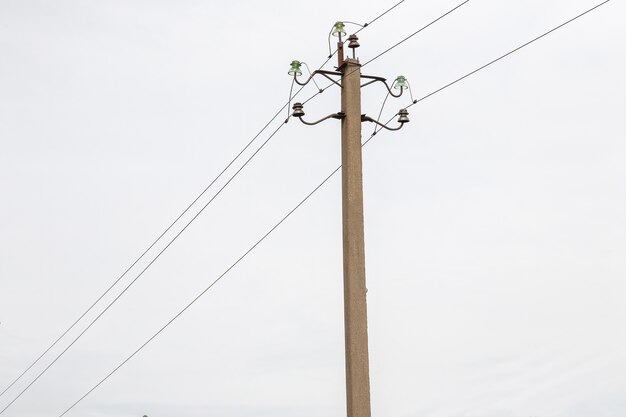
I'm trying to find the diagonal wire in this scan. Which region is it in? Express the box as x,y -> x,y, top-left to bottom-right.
362,0 -> 470,67
0,87 -> 332,417
55,133 -> 377,417
50,2 -> 613,413
407,0 -> 613,107
0,120 -> 289,415
0,87 -> 291,402
56,152 -> 347,417
0,60 -> 311,405
356,0 -> 405,34
370,0 -> 614,129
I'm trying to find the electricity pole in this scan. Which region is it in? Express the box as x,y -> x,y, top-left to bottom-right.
338,55 -> 371,417
288,22 -> 411,417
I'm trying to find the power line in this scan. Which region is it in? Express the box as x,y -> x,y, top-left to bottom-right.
0,121 -> 290,415
363,0 -> 612,126
362,0 -> 470,67
51,2 -> 613,413
356,0 -> 405,33
55,123 -> 383,417
0,62 -> 309,406
407,0 -> 613,107
57,154 -> 345,417
0,87 -> 294,404
0,2 -> 406,412
1,88 -> 330,416
0,25 -> 338,413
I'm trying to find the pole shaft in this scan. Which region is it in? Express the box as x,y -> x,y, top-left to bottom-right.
340,57 -> 371,417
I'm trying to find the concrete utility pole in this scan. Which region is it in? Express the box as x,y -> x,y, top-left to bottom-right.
338,56 -> 372,417
288,22 -> 411,417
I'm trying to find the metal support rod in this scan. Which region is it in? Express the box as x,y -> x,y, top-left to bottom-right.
297,112 -> 345,125
337,40 -> 345,68
361,114 -> 406,131
359,75 -> 404,97
339,56 -> 371,417
293,69 -> 342,88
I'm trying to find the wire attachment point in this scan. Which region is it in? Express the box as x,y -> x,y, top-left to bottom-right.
291,102 -> 344,125
362,109 -> 410,131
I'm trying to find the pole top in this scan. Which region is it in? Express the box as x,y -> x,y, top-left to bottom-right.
338,57 -> 361,72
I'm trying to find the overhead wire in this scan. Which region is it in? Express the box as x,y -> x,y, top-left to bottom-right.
408,0 -> 613,107
0,44 -> 332,417
56,159 -> 346,417
0,53 -> 309,407
355,0 -> 404,34
329,0 -> 611,128
362,0 -> 470,67
375,0 -> 613,124
0,120 -> 288,415
0,84 -> 296,401
0,0 -> 406,412
50,1 -> 613,414
55,136 -> 362,417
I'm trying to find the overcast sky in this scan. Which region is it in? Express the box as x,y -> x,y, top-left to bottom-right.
1,1 -> 625,417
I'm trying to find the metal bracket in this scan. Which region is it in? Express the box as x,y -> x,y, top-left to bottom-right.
294,69 -> 342,90
360,74 -> 404,97
299,112 -> 345,125
361,113 -> 406,131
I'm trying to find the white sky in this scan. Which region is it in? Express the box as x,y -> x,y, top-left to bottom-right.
1,1 -> 625,417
